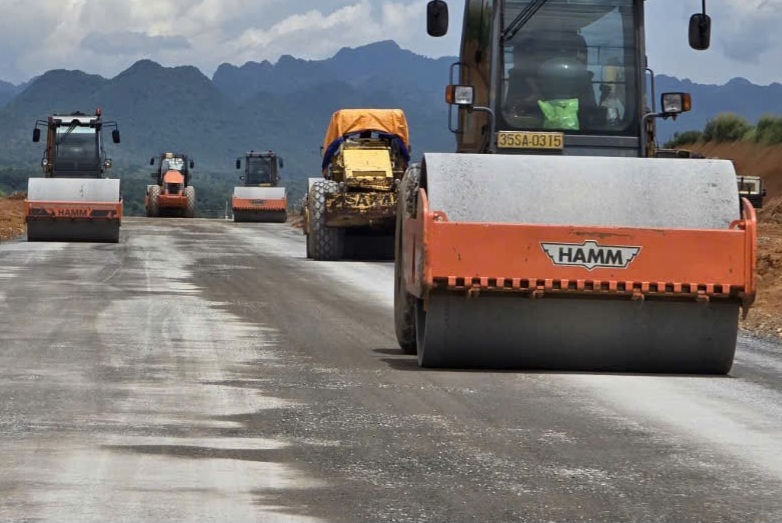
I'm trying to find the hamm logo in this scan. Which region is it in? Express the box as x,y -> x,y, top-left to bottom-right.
541,240 -> 641,271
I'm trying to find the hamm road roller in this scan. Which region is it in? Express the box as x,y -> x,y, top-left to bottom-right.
232,150 -> 287,223
395,1 -> 757,373
25,109 -> 122,242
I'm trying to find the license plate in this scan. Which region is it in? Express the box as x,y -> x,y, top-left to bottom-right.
497,131 -> 564,150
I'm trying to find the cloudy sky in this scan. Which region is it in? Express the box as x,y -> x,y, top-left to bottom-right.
0,0 -> 780,86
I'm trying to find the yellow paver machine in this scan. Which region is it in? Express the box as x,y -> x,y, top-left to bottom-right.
394,0 -> 757,373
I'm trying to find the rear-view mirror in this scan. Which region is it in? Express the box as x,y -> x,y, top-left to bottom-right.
279,158 -> 284,169
111,129 -> 121,144
427,0 -> 449,37
189,160 -> 195,169
32,128 -> 41,142
149,157 -> 155,165
689,13 -> 711,50
236,159 -> 241,169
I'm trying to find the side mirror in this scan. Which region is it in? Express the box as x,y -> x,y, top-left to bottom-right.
427,0 -> 449,37
104,159 -> 113,169
111,129 -> 121,144
689,13 -> 711,50
279,158 -> 284,169
190,160 -> 195,169
150,157 -> 155,166
236,159 -> 241,169
32,128 -> 41,142
445,84 -> 475,106
239,176 -> 245,182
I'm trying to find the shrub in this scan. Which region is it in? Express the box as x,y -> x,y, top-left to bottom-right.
702,113 -> 752,142
663,130 -> 703,149
754,114 -> 782,145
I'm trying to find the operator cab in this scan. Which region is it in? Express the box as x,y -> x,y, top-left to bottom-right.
150,153 -> 194,185
32,111 -> 120,178
427,0 -> 710,157
237,151 -> 283,186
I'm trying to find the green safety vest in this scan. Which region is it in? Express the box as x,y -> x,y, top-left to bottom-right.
538,98 -> 580,131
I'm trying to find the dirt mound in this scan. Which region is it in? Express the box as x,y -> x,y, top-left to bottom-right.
686,141 -> 782,200
741,223 -> 782,338
0,197 -> 26,241
759,195 -> 782,224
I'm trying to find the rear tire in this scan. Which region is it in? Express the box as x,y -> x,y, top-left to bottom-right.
308,180 -> 343,261
185,186 -> 196,218
394,164 -> 420,355
147,186 -> 160,217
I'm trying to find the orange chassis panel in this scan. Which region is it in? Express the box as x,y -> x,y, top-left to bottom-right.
232,196 -> 287,212
403,189 -> 757,310
25,200 -> 123,222
156,194 -> 187,208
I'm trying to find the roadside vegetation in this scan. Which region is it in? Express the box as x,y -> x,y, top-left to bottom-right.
665,113 -> 782,148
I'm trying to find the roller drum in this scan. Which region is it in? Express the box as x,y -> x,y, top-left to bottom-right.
27,221 -> 120,243
26,178 -> 121,243
416,294 -> 738,374
27,178 -> 120,203
409,153 -> 744,373
233,187 -> 286,200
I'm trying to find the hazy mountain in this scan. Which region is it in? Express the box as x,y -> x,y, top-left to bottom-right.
2,40 -> 782,215
0,80 -> 23,108
213,40 -> 452,106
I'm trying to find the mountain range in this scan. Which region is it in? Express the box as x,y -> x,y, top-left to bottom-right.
0,40 -> 780,214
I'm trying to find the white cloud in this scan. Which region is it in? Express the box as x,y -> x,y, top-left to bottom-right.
0,1 -> 779,87
0,0 -> 458,82
645,0 -> 782,85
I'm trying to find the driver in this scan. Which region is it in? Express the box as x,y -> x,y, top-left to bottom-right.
504,35 -> 546,118
506,32 -> 595,127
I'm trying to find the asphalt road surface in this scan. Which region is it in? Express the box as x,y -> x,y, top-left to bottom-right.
1,218 -> 782,522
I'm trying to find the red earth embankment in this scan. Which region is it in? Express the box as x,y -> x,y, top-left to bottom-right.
0,193 -> 25,241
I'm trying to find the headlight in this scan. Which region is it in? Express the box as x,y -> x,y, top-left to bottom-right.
661,92 -> 692,115
446,85 -> 475,106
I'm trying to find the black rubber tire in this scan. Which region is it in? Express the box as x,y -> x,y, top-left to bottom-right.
394,164 -> 420,355
302,196 -> 313,259
147,186 -> 160,217
184,186 -> 196,218
307,180 -> 343,261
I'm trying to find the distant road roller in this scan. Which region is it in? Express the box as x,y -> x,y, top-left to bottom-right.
302,109 -> 411,260
25,109 -> 122,242
146,152 -> 196,218
232,150 -> 287,223
395,1 -> 757,374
